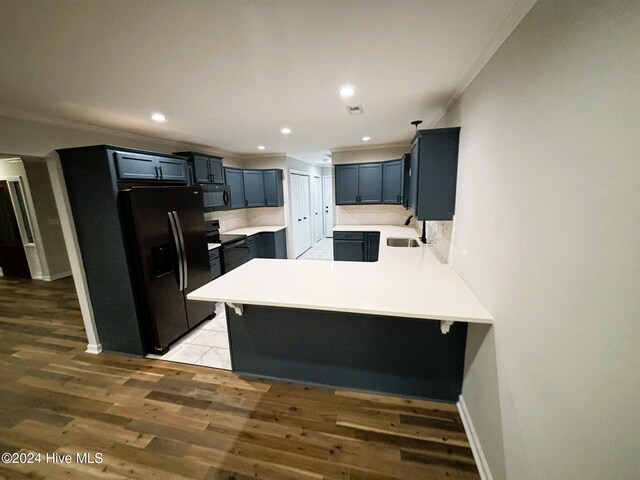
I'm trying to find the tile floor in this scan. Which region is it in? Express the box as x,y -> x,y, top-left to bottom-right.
297,237 -> 333,260
147,301 -> 232,370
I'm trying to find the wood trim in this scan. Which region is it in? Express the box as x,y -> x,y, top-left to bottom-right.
42,270 -> 72,281
457,394 -> 494,480
45,154 -> 102,353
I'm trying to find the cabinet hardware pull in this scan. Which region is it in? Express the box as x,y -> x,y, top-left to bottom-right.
159,166 -> 163,179
154,166 -> 159,179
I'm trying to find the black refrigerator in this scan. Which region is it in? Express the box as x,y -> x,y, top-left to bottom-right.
121,186 -> 213,354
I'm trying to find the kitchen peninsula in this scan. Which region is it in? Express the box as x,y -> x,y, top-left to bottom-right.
188,225 -> 492,402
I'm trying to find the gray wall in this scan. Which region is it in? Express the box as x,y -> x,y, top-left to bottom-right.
437,0 -> 640,478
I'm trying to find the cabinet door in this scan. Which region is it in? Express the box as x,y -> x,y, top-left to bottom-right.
209,158 -> 224,184
273,228 -> 287,259
243,170 -> 266,207
255,232 -> 275,258
263,170 -> 283,206
334,165 -> 359,204
156,157 -> 188,182
382,160 -> 403,204
333,239 -> 365,261
408,141 -> 419,213
225,168 -> 245,209
366,232 -> 381,262
413,129 -> 460,220
357,163 -> 383,204
192,155 -> 210,184
114,151 -> 158,181
246,236 -> 257,259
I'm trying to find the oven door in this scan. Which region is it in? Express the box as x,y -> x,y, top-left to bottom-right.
223,239 -> 251,273
202,184 -> 231,212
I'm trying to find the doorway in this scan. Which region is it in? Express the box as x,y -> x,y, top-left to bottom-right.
0,180 -> 31,278
312,175 -> 323,244
290,172 -> 312,258
322,175 -> 334,237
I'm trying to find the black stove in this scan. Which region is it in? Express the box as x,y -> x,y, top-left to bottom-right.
218,233 -> 247,246
205,220 -> 247,245
205,220 -> 253,273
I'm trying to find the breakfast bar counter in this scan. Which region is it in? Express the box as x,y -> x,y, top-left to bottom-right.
188,225 -> 492,401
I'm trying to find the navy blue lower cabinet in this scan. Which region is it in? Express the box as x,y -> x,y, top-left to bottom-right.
208,249 -> 222,279
255,229 -> 287,259
333,232 -> 365,261
334,231 -> 379,262
226,304 -> 468,402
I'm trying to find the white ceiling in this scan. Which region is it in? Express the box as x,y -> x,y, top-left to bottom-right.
0,0 -> 533,163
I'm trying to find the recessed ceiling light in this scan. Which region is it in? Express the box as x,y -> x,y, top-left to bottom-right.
339,85 -> 356,98
362,136 -> 371,142
150,112 -> 166,122
280,127 -> 291,135
257,145 -> 266,150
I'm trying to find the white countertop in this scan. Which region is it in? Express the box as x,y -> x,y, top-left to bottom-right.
189,225 -> 492,324
207,243 -> 221,250
222,226 -> 286,236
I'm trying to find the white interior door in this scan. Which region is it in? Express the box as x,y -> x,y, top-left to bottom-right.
312,175 -> 323,243
290,173 -> 312,257
322,175 -> 334,237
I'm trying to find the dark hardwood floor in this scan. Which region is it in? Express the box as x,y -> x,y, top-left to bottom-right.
0,277 -> 480,479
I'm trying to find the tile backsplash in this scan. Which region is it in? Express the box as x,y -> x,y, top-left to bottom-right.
247,207 -> 286,226
414,221 -> 454,263
205,209 -> 248,233
335,205 -> 412,226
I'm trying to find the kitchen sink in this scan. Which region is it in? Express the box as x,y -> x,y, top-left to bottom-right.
386,237 -> 420,248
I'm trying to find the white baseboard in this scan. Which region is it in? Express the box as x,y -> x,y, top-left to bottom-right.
42,271 -> 72,281
85,343 -> 102,354
458,395 -> 494,480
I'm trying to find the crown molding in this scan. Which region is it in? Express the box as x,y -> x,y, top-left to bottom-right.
430,0 -> 538,127
330,141 -> 410,154
0,106 -> 240,158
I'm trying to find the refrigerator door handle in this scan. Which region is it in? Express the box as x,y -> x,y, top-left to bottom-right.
172,210 -> 188,290
168,211 -> 184,291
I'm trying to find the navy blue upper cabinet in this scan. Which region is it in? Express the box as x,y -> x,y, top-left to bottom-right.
243,170 -> 266,207
156,157 -> 188,182
173,152 -> 224,184
114,151 -> 187,183
334,165 -> 359,204
192,155 -> 210,183
382,159 -> 404,204
357,163 -> 383,203
263,170 -> 284,207
223,168 -> 283,209
225,168 -> 245,209
409,127 -> 460,221
335,161 -> 404,205
209,158 -> 224,184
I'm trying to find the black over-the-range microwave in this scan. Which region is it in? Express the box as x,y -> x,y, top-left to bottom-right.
201,183 -> 231,211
